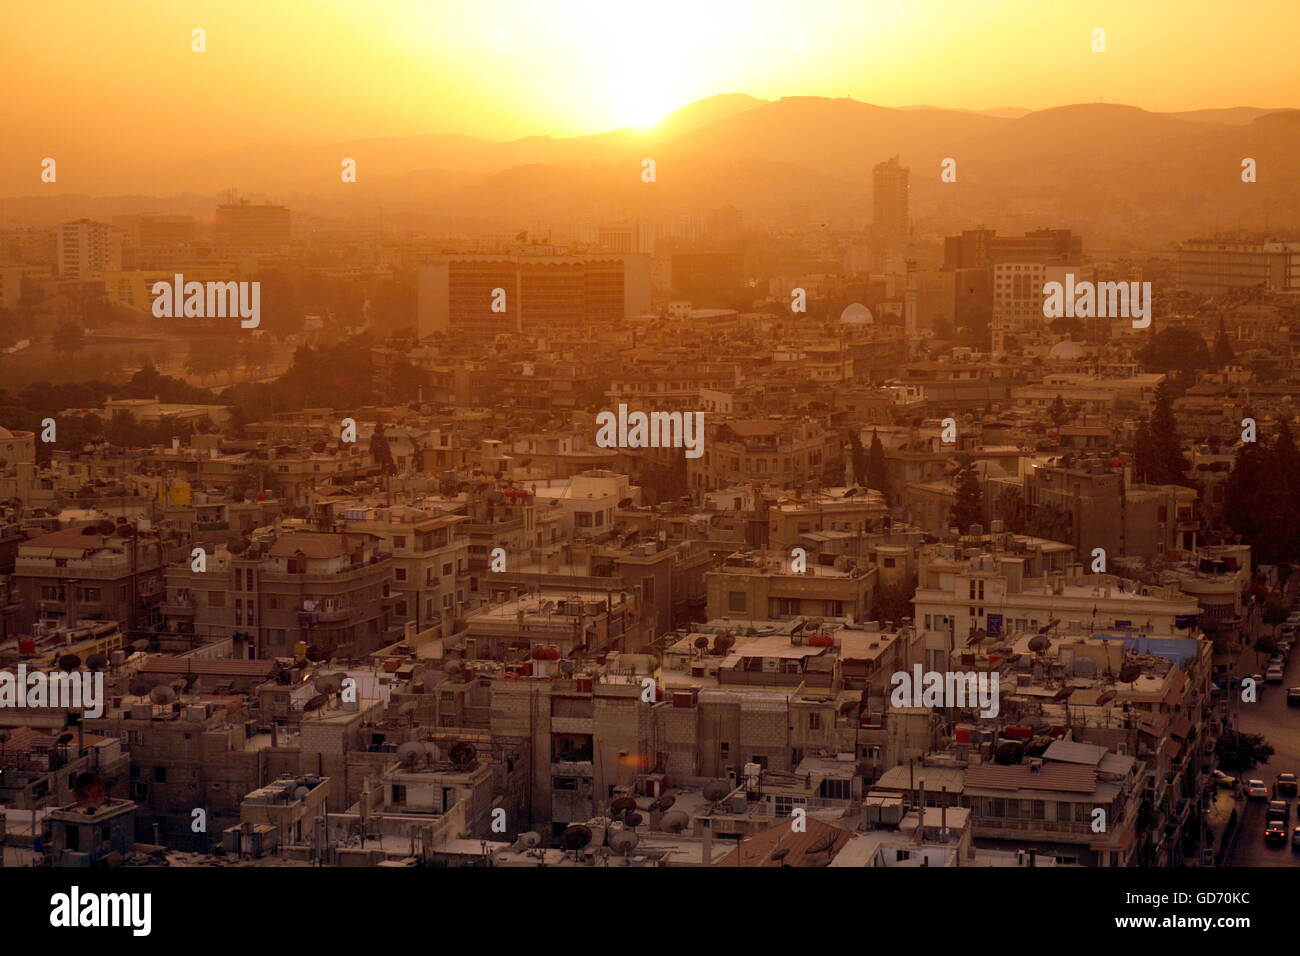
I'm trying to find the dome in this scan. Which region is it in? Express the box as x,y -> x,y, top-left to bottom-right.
1048,339 -> 1085,361
839,303 -> 873,325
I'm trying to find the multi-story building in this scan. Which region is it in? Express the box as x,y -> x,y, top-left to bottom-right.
417,253 -> 651,339
1177,239 -> 1300,293
56,218 -> 121,279
162,530 -> 396,658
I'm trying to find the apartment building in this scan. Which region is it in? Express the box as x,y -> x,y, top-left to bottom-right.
162,530 -> 395,658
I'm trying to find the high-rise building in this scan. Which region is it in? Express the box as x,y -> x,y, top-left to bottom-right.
56,218 -> 121,279
872,156 -> 910,245
214,201 -> 291,249
944,228 -> 1082,271
1176,239 -> 1300,293
417,253 -> 651,339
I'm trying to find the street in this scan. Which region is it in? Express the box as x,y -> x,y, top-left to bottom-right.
1228,587 -> 1300,866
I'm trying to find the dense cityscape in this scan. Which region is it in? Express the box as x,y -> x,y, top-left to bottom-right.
3,0 -> 1299,937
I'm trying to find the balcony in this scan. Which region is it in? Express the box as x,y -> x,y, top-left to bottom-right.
161,601 -> 196,617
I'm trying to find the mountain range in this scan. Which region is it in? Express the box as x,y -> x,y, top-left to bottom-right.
4,95 -> 1297,246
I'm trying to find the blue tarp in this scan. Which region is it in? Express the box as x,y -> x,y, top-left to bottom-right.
1092,633 -> 1200,668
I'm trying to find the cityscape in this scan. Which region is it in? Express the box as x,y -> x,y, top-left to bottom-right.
3,1 -> 1299,929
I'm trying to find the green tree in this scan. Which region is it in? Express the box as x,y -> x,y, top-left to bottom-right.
1213,317 -> 1235,368
866,429 -> 890,504
51,320 -> 86,354
995,486 -> 1028,534
1137,327 -> 1212,375
1028,500 -> 1072,543
1215,731 -> 1274,773
949,455 -> 984,534
848,430 -> 868,486
1135,380 -> 1189,486
370,421 -> 396,475
874,578 -> 917,623
1049,394 -> 1069,427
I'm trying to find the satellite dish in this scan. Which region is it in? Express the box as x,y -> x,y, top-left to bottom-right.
518,831 -> 542,849
651,793 -> 676,812
609,829 -> 640,855
86,653 -> 108,672
805,833 -> 835,854
560,825 -> 593,851
396,741 -> 426,767
1028,634 -> 1051,653
149,685 -> 176,705
58,654 -> 82,672
610,796 -> 638,817
304,694 -> 329,714
73,773 -> 107,809
293,786 -> 310,800
448,742 -> 477,768
132,639 -> 150,653
623,811 -> 643,829
769,847 -> 791,862
1118,664 -> 1143,684
703,780 -> 731,802
659,810 -> 689,833
693,636 -> 710,650
314,672 -> 344,696
129,679 -> 152,697
56,732 -> 75,746
304,645 -> 326,663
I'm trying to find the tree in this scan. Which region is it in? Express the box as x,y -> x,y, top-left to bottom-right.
1215,731 -> 1274,773
866,429 -> 890,504
1049,316 -> 1086,339
370,421 -> 396,476
995,486 -> 1028,534
1028,500 -> 1072,543
1224,406 -> 1267,543
874,578 -> 917,623
1049,394 -> 1069,427
848,430 -> 868,486
949,455 -> 984,534
1135,380 -> 1189,486
1213,317 -> 1235,368
51,320 -> 86,354
1136,327 -> 1212,375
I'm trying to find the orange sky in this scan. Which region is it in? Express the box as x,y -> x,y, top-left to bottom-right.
4,0 -> 1297,166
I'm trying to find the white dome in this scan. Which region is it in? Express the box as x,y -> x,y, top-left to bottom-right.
1048,339 -> 1085,360
840,303 -> 873,325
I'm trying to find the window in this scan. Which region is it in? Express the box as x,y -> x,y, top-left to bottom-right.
728,591 -> 747,612
808,712 -> 822,730
153,767 -> 166,783
393,536 -> 406,549
642,576 -> 654,602
395,567 -> 407,582
391,784 -> 406,803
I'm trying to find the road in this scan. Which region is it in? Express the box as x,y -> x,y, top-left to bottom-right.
1228,585 -> 1300,865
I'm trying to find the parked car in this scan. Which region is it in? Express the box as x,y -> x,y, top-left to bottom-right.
1268,800 -> 1291,823
1251,673 -> 1266,686
1267,665 -> 1285,683
1211,769 -> 1237,788
1291,826 -> 1300,850
1266,820 -> 1288,844
1278,773 -> 1299,796
1288,687 -> 1300,706
1248,779 -> 1270,799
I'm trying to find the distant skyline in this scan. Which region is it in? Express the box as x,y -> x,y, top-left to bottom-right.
7,0 -> 1298,168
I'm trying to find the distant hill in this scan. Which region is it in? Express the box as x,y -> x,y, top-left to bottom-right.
4,95 -> 1297,244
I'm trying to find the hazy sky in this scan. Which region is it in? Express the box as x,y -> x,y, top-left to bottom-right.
6,0 -> 1297,162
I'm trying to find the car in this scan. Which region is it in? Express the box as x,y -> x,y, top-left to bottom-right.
1278,773 -> 1299,796
1266,821 -> 1288,844
1211,769 -> 1237,788
1247,779 -> 1270,799
1268,800 -> 1291,823
1291,826 -> 1300,850
1271,654 -> 1286,668
1267,666 -> 1285,683
1289,687 -> 1300,706
1250,673 -> 1266,686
